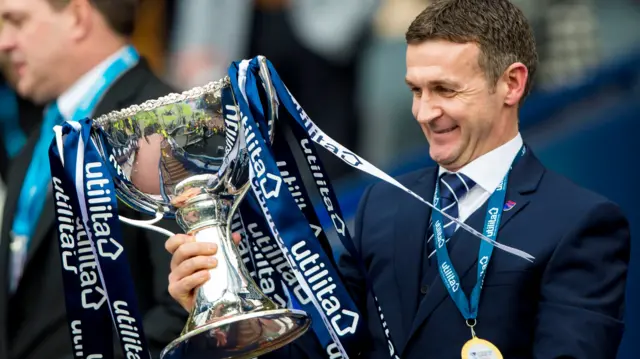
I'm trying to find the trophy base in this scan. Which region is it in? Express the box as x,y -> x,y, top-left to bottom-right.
160,309 -> 311,359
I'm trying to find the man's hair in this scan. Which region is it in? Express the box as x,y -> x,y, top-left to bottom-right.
406,0 -> 538,101
47,0 -> 139,37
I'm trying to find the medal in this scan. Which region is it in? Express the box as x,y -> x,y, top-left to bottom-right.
461,337 -> 503,359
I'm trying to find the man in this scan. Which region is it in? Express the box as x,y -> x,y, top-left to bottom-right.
0,1 -> 185,359
164,0 -> 630,358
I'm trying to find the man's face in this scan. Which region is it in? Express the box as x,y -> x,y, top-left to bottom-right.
406,40 -> 508,170
0,0 -> 71,103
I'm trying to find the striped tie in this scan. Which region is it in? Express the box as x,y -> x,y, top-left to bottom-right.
426,172 -> 476,258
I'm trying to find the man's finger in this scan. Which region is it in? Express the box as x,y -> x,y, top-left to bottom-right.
232,232 -> 241,245
165,234 -> 194,254
170,256 -> 218,283
171,242 -> 217,271
168,270 -> 210,310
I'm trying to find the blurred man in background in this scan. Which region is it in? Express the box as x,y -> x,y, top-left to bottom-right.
0,0 -> 184,358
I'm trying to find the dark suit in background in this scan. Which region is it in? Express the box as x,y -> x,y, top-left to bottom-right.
265,146 -> 630,359
0,59 -> 187,359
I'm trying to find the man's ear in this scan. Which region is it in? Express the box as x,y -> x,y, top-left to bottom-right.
66,0 -> 94,41
501,62 -> 528,107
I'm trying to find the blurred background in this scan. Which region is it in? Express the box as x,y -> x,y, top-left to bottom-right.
0,0 -> 638,357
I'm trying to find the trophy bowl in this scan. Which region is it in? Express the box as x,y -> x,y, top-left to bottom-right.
90,58 -> 311,359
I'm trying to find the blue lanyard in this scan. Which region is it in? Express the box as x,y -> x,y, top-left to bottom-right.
431,145 -> 525,323
10,46 -> 139,243
10,104 -> 63,240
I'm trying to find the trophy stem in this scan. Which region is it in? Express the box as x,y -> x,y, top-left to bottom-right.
161,206 -> 310,359
190,224 -> 265,316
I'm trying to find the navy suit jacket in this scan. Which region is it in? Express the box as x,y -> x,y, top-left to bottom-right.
266,147 -> 630,359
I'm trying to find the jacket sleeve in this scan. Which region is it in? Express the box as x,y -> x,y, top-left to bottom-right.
533,200 -> 630,358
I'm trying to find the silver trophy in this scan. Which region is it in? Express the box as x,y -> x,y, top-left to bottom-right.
91,57 -> 311,359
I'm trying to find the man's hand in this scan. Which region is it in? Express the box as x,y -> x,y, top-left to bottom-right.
165,232 -> 242,311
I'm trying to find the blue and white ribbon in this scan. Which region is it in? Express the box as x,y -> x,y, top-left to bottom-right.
50,119 -> 151,359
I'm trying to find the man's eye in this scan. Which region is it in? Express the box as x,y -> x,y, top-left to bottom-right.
435,86 -> 456,96
411,87 -> 422,96
5,17 -> 23,28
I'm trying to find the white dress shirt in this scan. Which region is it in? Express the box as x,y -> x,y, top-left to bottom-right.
428,133 -> 524,257
441,133 -> 524,223
58,46 -> 132,120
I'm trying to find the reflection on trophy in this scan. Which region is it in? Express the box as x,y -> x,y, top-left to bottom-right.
91,57 -> 311,359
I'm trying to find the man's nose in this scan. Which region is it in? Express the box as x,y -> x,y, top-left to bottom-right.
416,97 -> 443,124
0,27 -> 17,52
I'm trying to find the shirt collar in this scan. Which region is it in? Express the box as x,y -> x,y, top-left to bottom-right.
438,132 -> 524,194
58,46 -> 130,121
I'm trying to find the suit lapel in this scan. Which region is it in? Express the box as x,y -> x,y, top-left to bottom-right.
92,59 -> 157,118
392,167 -> 437,352
405,146 -> 545,343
